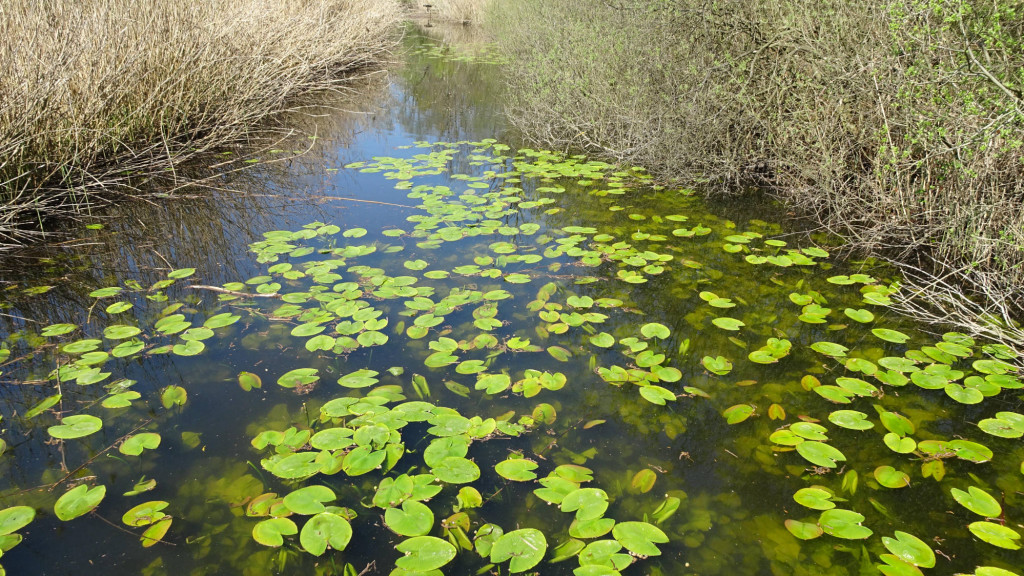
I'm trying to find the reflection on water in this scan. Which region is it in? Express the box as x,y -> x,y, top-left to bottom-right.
0,26 -> 1021,576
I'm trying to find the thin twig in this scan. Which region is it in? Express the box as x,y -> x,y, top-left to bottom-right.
189,285 -> 280,299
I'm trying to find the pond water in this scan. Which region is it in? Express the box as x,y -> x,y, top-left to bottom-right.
0,27 -> 1022,576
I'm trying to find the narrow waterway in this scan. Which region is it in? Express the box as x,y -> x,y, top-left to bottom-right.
0,26 -> 1021,576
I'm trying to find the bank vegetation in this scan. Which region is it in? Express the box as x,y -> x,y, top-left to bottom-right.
0,0 -> 403,247
489,0 -> 1024,347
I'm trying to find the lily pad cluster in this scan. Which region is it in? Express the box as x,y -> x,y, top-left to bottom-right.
0,137 -> 1022,576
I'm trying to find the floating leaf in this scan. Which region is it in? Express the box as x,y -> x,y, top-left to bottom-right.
873,328 -> 911,344
795,441 -> 846,468
829,410 -> 874,431
722,404 -> 755,424
103,324 -> 141,340
701,355 -> 732,375
810,341 -> 849,357
122,501 -> 169,527
0,506 -> 34,538
495,459 -> 539,481
48,415 -> 103,440
343,446 -> 387,476
819,509 -> 872,539
631,469 -> 657,493
711,317 -> 744,331
252,517 -> 298,547
119,433 -> 161,456
561,488 -> 609,521
640,323 -> 670,339
283,485 -> 336,515
874,466 -> 910,488
395,536 -> 457,572
793,487 -> 835,510
278,368 -> 319,389
785,519 -> 823,540
299,513 -> 352,556
969,521 -> 1021,550
951,486 -> 1002,518
431,456 -> 481,484
140,517 -> 172,548
612,521 -> 668,556
491,529 -> 548,573
385,500 -> 435,537
238,371 -> 262,391
160,385 -> 187,408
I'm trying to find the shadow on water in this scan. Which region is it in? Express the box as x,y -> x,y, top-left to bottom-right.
0,25 -> 1021,576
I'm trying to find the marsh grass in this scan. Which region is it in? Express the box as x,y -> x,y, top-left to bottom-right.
417,0 -> 489,24
489,0 -> 1024,341
0,0 -> 403,247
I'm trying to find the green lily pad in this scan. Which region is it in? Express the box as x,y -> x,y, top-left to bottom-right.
561,488 -> 609,521
278,368 -> 319,389
119,433 -> 161,456
431,456 -> 481,484
701,355 -> 732,375
491,529 -> 548,573
793,487 -> 836,510
882,531 -> 935,568
385,500 -> 435,537
495,458 -> 539,481
343,445 -> 387,476
874,466 -> 910,488
785,519 -> 823,540
844,308 -> 875,323
828,410 -> 874,431
476,373 -> 511,394
395,536 -> 457,571
300,512 -> 352,556
48,415 -> 103,440
819,509 -> 872,539
0,506 -> 35,535
103,324 -> 141,340
722,404 -> 755,424
612,521 -> 668,556
795,441 -> 846,468
810,341 -> 848,357
968,521 -> 1021,550
873,328 -> 911,344
711,317 -> 745,331
54,485 -> 106,521
337,369 -> 380,388
122,501 -> 169,527
160,385 -> 187,408
252,517 -> 298,547
283,485 -> 336,515
639,385 -> 676,405
238,371 -> 262,391
640,323 -> 670,339
951,486 -> 1002,518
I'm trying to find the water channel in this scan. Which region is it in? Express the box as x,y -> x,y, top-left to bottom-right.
0,26 -> 1021,576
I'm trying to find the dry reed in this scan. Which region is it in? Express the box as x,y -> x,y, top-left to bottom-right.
0,0 -> 403,247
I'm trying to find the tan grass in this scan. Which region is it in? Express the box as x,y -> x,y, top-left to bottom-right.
0,0 -> 403,246
428,0 -> 488,24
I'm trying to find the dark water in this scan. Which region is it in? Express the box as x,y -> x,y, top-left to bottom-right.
0,27 -> 1021,576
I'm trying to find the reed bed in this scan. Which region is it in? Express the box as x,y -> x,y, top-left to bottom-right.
0,0 -> 403,247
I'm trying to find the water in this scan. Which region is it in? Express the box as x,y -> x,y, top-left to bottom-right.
0,26 -> 1022,576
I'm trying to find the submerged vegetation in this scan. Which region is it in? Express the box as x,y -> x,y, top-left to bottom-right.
0,0 -> 403,247
486,0 -> 1024,343
1,139 -> 1023,575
